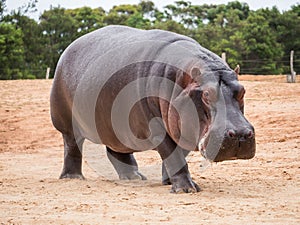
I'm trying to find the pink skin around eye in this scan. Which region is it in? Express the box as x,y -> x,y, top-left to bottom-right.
202,91 -> 210,105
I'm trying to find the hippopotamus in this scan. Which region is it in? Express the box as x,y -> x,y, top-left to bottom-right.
50,25 -> 255,193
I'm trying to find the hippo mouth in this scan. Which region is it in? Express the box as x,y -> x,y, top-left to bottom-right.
198,126 -> 211,161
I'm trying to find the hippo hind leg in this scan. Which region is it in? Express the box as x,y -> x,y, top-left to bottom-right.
60,133 -> 85,179
106,147 -> 146,180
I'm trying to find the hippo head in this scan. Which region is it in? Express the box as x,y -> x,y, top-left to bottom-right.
196,70 -> 256,162
165,66 -> 256,163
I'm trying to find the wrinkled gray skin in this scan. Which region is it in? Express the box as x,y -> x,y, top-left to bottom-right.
50,25 -> 255,193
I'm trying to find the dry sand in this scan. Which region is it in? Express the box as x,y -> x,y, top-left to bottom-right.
0,76 -> 299,224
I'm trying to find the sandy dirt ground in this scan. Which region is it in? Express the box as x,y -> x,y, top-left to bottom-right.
0,75 -> 299,224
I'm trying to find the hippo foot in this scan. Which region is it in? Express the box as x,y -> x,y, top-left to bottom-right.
170,176 -> 201,193
162,178 -> 171,185
59,173 -> 85,180
119,171 -> 147,180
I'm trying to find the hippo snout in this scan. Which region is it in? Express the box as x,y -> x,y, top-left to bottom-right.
212,126 -> 256,162
201,124 -> 256,162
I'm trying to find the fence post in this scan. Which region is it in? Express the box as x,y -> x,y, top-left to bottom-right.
288,50 -> 296,83
221,52 -> 226,63
46,67 -> 50,79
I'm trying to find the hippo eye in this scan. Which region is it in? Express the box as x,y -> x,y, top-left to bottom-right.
204,90 -> 209,97
202,86 -> 218,106
202,90 -> 210,104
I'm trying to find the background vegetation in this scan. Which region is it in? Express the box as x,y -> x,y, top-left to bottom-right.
0,0 -> 299,79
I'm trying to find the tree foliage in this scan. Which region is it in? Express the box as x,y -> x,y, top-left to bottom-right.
0,23 -> 25,79
0,0 -> 299,79
0,0 -> 6,21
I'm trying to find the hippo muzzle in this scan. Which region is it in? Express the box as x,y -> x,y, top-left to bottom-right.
200,125 -> 256,162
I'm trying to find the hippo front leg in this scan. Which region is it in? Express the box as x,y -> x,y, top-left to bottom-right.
157,136 -> 201,193
162,149 -> 190,185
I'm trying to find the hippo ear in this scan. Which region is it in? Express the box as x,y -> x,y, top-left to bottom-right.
190,67 -> 202,83
234,65 -> 240,80
190,67 -> 201,79
191,67 -> 201,78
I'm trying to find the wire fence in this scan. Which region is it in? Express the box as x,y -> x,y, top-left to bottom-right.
0,54 -> 299,79
233,55 -> 300,75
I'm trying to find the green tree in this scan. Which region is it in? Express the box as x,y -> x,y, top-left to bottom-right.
104,4 -> 138,25
241,10 -> 284,74
66,6 -> 105,37
126,12 -> 151,29
137,1 -> 167,25
40,6 -> 76,77
138,0 -> 155,18
191,2 -> 249,69
164,1 -> 205,28
226,1 -> 250,20
276,5 -> 300,73
0,23 -> 25,79
0,0 -> 6,21
104,3 -> 152,29
4,11 -> 45,78
153,19 -> 187,34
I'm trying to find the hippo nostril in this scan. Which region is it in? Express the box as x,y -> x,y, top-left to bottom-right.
239,129 -> 254,141
226,129 -> 236,139
245,130 -> 254,139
